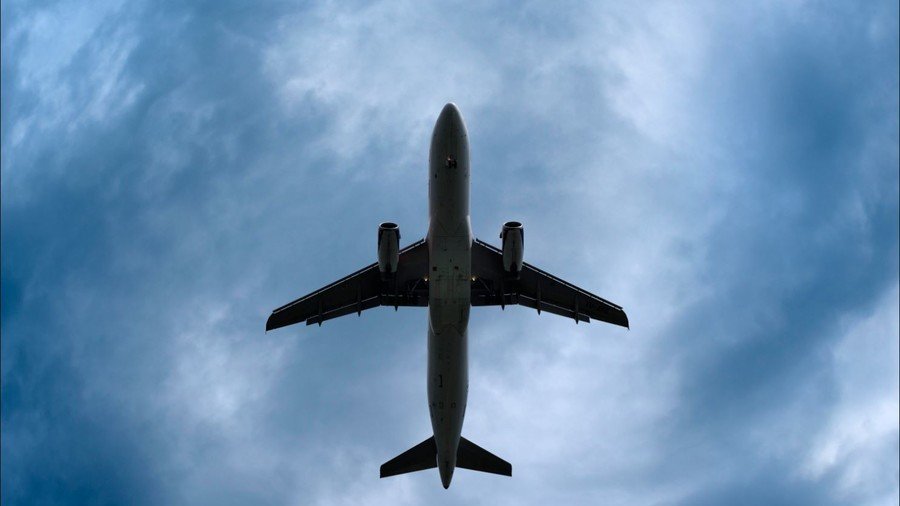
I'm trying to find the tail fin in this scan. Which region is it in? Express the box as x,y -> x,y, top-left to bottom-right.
379,436 -> 512,480
456,437 -> 512,476
380,437 -> 437,478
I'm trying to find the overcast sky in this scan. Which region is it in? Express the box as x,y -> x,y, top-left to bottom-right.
2,1 -> 898,505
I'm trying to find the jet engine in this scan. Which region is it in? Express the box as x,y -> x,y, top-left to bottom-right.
500,221 -> 524,274
378,222 -> 401,276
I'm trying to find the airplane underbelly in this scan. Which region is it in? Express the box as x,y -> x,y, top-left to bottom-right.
427,223 -> 471,469
428,233 -> 471,328
427,322 -> 467,465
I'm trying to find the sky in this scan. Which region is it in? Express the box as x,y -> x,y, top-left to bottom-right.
2,0 -> 898,504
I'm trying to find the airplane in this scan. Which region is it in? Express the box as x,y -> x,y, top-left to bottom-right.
265,103 -> 629,489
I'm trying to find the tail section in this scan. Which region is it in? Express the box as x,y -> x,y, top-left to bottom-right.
380,437 -> 437,478
379,435 -> 511,486
456,437 -> 512,477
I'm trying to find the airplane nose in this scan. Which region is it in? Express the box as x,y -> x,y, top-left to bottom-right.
440,102 -> 461,120
435,102 -> 464,136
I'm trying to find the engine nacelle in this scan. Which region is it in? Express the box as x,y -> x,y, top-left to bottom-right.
377,222 -> 400,276
500,221 -> 524,274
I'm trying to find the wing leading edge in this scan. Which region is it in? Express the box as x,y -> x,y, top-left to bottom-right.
266,239 -> 429,331
470,238 -> 629,328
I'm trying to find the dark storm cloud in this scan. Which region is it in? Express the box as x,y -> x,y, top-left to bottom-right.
621,3 -> 899,501
664,0 -> 898,420
661,0 -> 898,465
1,1 -> 330,503
3,0 -> 898,505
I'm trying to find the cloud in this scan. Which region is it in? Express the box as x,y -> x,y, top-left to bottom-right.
803,286 -> 900,505
2,0 -> 897,505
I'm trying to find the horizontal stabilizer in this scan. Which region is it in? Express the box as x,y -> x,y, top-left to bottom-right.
380,437 -> 437,478
457,437 -> 512,477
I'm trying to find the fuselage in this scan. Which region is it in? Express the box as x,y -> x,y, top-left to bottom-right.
426,103 -> 471,489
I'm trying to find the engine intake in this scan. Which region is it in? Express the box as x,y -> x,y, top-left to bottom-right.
378,222 -> 400,276
500,221 -> 524,274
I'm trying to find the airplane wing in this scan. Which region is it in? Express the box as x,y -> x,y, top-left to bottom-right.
266,239 -> 429,331
470,238 -> 629,328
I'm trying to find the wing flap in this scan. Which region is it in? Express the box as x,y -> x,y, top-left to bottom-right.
518,294 -> 591,323
304,295 -> 381,326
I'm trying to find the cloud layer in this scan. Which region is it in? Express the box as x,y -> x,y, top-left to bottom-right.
3,1 -> 898,504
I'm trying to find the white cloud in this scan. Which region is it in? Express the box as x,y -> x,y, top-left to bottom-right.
804,284 -> 900,505
263,1 -> 503,170
2,0 -> 145,201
